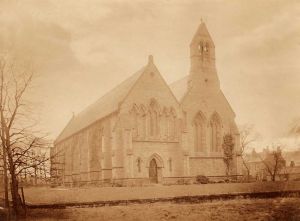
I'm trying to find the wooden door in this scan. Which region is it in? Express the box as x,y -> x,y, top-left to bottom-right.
149,159 -> 158,183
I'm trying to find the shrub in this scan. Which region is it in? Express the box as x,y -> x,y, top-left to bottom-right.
196,175 -> 209,184
184,179 -> 192,185
112,182 -> 123,187
177,179 -> 185,185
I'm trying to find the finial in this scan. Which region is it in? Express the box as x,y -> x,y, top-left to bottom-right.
148,55 -> 153,64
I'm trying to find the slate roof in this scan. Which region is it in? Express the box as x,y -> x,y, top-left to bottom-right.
190,22 -> 215,47
55,65 -> 147,144
169,75 -> 235,117
55,60 -> 235,144
169,76 -> 189,102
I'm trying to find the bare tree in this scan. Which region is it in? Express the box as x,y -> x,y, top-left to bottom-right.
0,55 -> 52,217
260,147 -> 286,181
239,124 -> 261,181
12,137 -> 52,185
0,136 -> 10,213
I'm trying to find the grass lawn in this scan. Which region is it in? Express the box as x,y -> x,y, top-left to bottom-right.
22,197 -> 300,221
23,181 -> 300,205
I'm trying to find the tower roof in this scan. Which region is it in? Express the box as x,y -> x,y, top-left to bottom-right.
190,21 -> 214,47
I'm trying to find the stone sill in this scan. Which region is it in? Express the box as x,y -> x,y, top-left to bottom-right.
133,139 -> 179,143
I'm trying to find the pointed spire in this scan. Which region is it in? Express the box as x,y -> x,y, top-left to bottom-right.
190,21 -> 214,47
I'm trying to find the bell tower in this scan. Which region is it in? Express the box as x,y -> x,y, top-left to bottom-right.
188,21 -> 220,92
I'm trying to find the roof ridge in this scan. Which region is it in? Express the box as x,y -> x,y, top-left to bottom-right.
169,75 -> 189,102
74,65 -> 147,118
55,65 -> 147,144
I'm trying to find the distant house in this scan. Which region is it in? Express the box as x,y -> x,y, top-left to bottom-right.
283,150 -> 300,167
278,166 -> 300,181
245,148 -> 300,181
244,149 -> 267,181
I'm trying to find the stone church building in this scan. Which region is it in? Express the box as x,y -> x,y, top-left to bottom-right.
52,22 -> 241,186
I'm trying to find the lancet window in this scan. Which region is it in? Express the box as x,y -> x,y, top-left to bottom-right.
194,111 -> 206,152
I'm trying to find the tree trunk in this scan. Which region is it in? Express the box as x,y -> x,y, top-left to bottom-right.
6,143 -> 23,217
247,170 -> 250,182
10,171 -> 19,215
2,146 -> 9,209
8,159 -> 22,216
241,156 -> 250,182
34,167 -> 37,185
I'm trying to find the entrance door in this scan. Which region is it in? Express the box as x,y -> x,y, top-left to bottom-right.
149,159 -> 158,183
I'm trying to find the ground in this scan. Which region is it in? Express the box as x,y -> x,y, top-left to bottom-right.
22,197 -> 300,221
23,181 -> 300,205
2,181 -> 300,220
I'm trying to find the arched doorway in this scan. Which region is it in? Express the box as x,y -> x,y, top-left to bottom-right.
149,159 -> 158,183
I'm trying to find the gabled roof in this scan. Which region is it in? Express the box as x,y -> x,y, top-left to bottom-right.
169,76 -> 188,102
190,21 -> 215,47
55,65 -> 147,144
169,75 -> 235,117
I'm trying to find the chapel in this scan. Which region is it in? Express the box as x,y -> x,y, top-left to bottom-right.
51,21 -> 241,186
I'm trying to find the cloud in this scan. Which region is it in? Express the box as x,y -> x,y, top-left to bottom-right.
0,1 -> 80,71
1,0 -> 299,147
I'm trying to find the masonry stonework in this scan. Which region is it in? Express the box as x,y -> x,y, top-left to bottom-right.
51,22 -> 242,186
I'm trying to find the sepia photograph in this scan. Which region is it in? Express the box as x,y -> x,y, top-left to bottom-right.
0,0 -> 300,220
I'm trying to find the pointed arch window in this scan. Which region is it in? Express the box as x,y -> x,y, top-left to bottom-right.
198,41 -> 203,54
194,112 -> 206,152
168,158 -> 172,172
149,99 -> 160,137
149,111 -> 157,136
130,104 -> 139,138
168,108 -> 176,139
161,108 -> 168,138
210,113 -> 222,152
204,42 -> 209,52
138,105 -> 146,138
137,157 -> 142,173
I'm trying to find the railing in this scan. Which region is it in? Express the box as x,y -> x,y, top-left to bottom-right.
51,174 -> 246,187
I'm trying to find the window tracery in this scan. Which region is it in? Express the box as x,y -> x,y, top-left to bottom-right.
210,112 -> 222,152
130,104 -> 139,138
129,100 -> 177,141
194,111 -> 206,152
168,108 -> 176,139
137,157 -> 142,173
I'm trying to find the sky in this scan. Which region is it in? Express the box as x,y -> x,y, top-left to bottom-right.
0,0 -> 299,150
